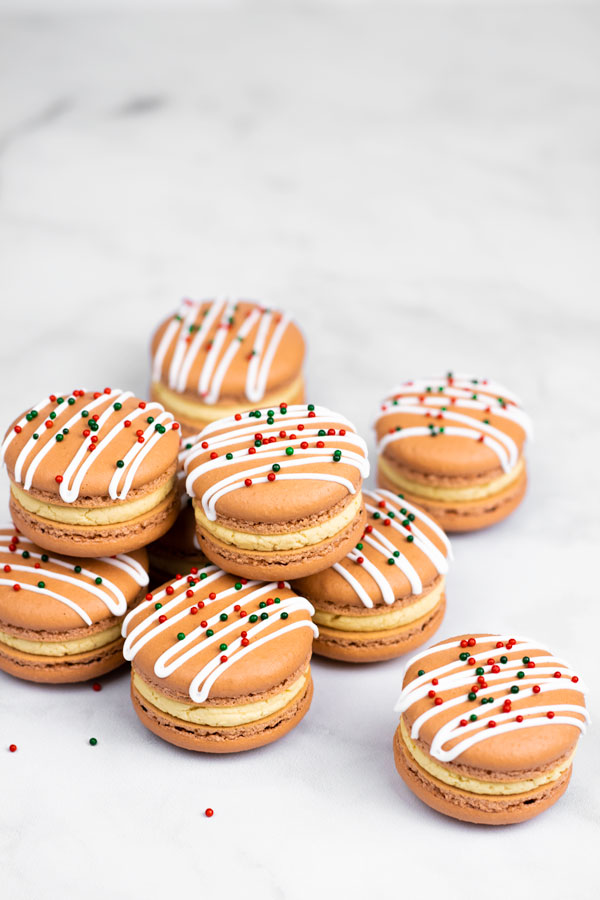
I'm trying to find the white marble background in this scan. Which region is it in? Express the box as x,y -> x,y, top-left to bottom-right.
1,2 -> 599,899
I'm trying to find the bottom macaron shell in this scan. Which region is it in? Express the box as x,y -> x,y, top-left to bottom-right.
195,508 -> 367,581
313,594 -> 446,663
393,725 -> 571,825
377,465 -> 527,533
0,636 -> 126,684
9,487 -> 180,557
130,670 -> 314,753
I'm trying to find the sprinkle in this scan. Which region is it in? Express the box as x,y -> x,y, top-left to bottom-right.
89,738 -> 98,746
205,808 -> 214,818
92,683 -> 102,692
9,744 -> 17,752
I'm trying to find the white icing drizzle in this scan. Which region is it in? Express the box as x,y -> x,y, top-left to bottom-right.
123,570 -> 317,702
184,404 -> 369,521
395,635 -> 589,763
151,299 -> 294,405
2,390 -> 177,502
377,374 -> 532,474
0,529 -> 148,626
331,490 -> 450,608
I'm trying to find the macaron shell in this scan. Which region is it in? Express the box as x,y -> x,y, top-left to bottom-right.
0,526 -> 148,631
0,635 -> 127,684
131,670 -> 313,753
151,300 -> 305,401
313,593 -> 446,662
377,463 -> 527,532
292,489 -> 449,609
2,390 -> 179,500
400,634 -> 586,775
10,486 -> 180,557
393,725 -> 571,825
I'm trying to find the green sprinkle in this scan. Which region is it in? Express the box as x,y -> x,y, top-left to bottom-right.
154,424 -> 166,434
200,572 -> 207,580
307,404 -> 315,411
81,410 -> 89,418
49,411 -> 56,420
116,460 -> 124,468
177,633 -> 185,641
56,398 -> 64,405
146,416 -> 154,424
249,614 -> 258,623
517,670 -> 525,679
226,453 -> 233,460
468,692 -> 477,701
393,550 -> 400,557
511,685 -> 519,694
356,543 -> 363,550
373,512 -> 381,520
22,551 -> 30,559
285,447 -> 294,456
267,410 -> 274,417
387,558 -> 395,565
62,428 -> 69,435
406,535 -> 414,543
267,417 -> 275,425
41,554 -> 48,562
259,601 -> 266,609
272,464 -> 280,472
234,583 -> 242,591
417,670 -> 425,677
155,603 -> 162,610
274,598 -> 280,604
37,581 -> 45,589
220,613 -> 228,622
113,402 -> 122,411
500,655 -> 508,664
55,433 -> 64,442
74,565 -> 82,573
280,612 -> 289,620
95,577 -> 102,585
260,612 -> 269,620
460,652 -> 469,661
318,429 -> 326,437
219,643 -> 228,651
470,714 -> 478,722
476,667 -> 484,676
33,433 -> 39,440
206,629 -> 214,637
522,656 -> 530,664
89,738 -> 97,746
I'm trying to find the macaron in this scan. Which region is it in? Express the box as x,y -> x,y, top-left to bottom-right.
393,633 -> 589,824
123,567 -> 317,752
375,374 -> 532,532
292,489 -> 450,662
0,525 -> 149,683
183,403 -> 370,580
1,388 -> 181,557
150,298 -> 306,435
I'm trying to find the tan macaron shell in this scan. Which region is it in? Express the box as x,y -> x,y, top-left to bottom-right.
2,389 -> 180,501
184,404 -> 369,526
151,299 -> 305,403
376,375 -> 530,480
123,568 -> 316,703
398,634 -> 587,776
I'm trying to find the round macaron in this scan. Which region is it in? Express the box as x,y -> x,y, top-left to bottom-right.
183,403 -> 370,580
0,525 -> 149,683
292,489 -> 450,662
150,298 -> 306,435
393,633 -> 589,824
375,373 -> 532,532
123,566 -> 317,752
1,388 -> 181,556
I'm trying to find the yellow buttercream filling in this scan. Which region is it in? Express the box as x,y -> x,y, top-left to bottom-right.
400,717 -> 574,795
11,477 -> 175,526
313,579 -> 444,632
379,455 -> 524,503
0,624 -> 121,657
152,374 -> 305,424
133,670 -> 308,726
194,492 -> 362,552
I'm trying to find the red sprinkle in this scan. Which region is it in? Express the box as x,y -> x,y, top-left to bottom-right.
171,422 -> 179,430
467,638 -> 476,647
190,607 -> 198,615
459,719 -> 468,727
158,615 -> 167,624
13,584 -> 20,592
55,475 -> 63,483
467,657 -> 476,666
554,671 -> 562,678
244,478 -> 252,487
547,711 -> 555,719
434,697 -> 443,706
533,685 -> 541,694
14,425 -> 22,434
220,655 -> 228,663
92,683 -> 102,692
267,472 -> 276,482
488,720 -> 496,728
205,808 -> 214,818
9,744 -> 17,753
516,715 -> 524,723
234,414 -> 242,421
572,676 -> 579,683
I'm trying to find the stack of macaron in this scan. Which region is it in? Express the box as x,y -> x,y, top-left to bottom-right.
0,298 -> 589,824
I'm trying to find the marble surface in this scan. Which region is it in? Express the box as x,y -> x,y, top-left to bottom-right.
1,3 -> 599,899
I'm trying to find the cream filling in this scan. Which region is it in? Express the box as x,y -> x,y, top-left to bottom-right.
378,455 -> 524,503
313,579 -> 444,632
0,624 -> 121,657
400,717 -> 574,796
152,374 -> 305,424
194,492 -> 362,552
11,477 -> 176,526
133,669 -> 308,726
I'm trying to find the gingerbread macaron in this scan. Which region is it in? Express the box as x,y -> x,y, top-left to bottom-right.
376,374 -> 533,532
0,525 -> 149,683
123,567 -> 317,752
183,403 -> 370,581
150,298 -> 306,435
292,489 -> 450,662
394,633 -> 589,824
1,388 -> 181,556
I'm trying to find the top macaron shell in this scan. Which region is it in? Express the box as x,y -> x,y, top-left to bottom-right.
376,375 -> 532,478
0,526 -> 149,632
1,389 -> 180,501
397,634 -> 587,774
122,568 -> 316,701
151,299 -> 305,403
184,405 -> 369,525
292,489 -> 450,610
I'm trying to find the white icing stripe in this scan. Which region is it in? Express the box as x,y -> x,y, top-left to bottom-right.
197,405 -> 358,438
347,548 -> 397,604
1,394 -> 68,464
376,489 -> 452,558
177,299 -> 226,393
205,307 -> 261,404
394,635 -> 588,763
198,301 -> 236,398
152,316 -> 181,385
389,376 -> 522,405
362,532 -> 422,595
168,301 -> 201,390
123,575 -> 317,702
247,312 -> 291,402
384,395 -> 533,438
